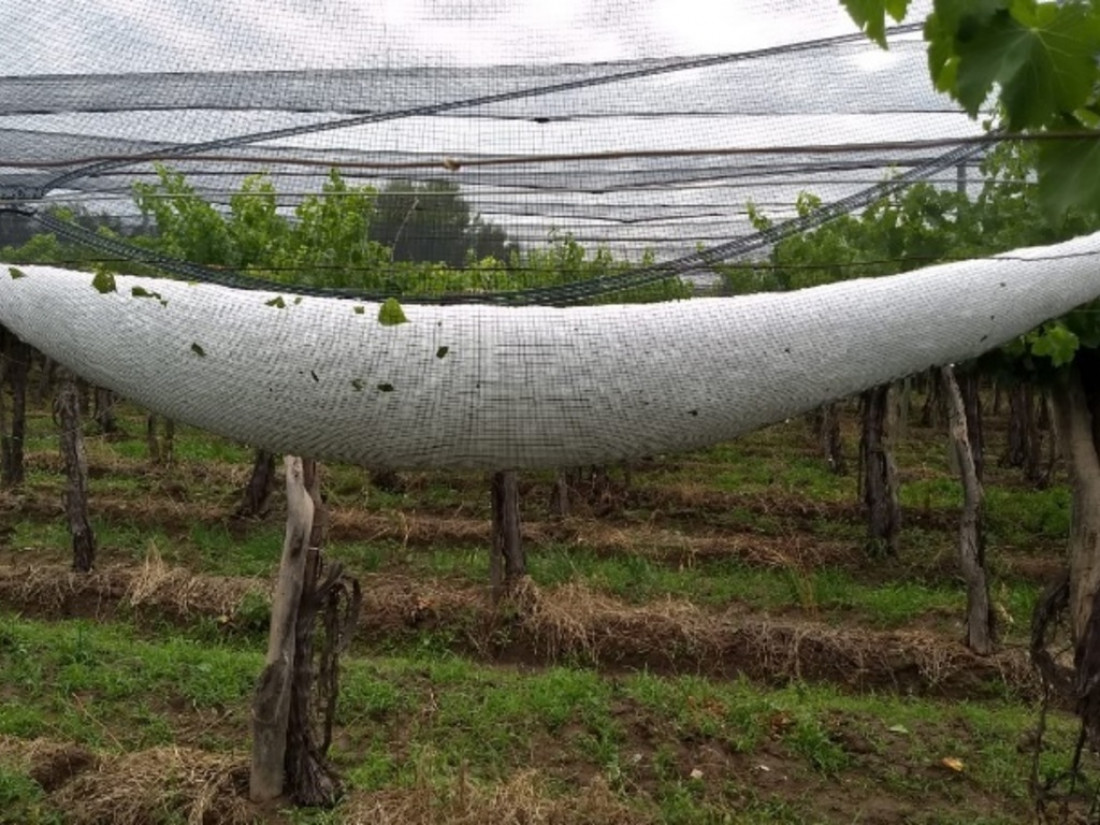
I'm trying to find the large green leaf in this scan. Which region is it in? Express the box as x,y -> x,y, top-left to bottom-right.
923,1 -> 1011,98
952,3 -> 1100,128
1037,136 -> 1100,217
930,0 -> 1006,36
840,0 -> 912,47
924,11 -> 968,94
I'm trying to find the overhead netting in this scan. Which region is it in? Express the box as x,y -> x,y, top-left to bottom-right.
2,0 -> 1098,467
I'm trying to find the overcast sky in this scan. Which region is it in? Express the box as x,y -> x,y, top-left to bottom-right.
0,0 -> 963,262
0,0 -> 930,74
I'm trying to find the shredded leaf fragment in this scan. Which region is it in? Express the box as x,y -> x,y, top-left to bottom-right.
131,286 -> 168,306
91,270 -> 117,294
378,298 -> 408,326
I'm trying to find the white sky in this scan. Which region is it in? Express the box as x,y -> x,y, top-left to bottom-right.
0,0 -> 929,73
0,0 -> 965,262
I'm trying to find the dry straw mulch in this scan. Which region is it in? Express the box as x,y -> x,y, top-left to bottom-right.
503,577 -> 1038,696
0,736 -> 255,825
343,770 -> 643,825
0,561 -> 1038,698
0,555 -> 268,620
0,735 -> 639,825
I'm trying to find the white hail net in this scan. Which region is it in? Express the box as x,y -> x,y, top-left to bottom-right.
4,232 -> 1099,469
2,0 -> 1095,469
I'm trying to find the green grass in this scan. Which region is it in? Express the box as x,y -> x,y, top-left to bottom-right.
374,541 -> 1039,631
0,765 -> 62,825
1,391 -> 1086,822
0,612 -> 1084,824
8,510 -> 1044,641
0,616 -> 257,750
986,485 -> 1071,546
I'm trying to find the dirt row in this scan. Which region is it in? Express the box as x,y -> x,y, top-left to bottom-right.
0,562 -> 1038,699
3,487 -> 1065,587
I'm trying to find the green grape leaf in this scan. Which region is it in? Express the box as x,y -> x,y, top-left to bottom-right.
951,4 -> 1100,128
1030,323 -> 1080,367
265,296 -> 287,309
929,0 -> 1005,36
191,343 -> 206,358
841,0 -> 912,47
436,346 -> 450,359
925,31 -> 959,94
8,267 -> 26,280
923,2 -> 1008,93
1036,136 -> 1100,218
377,382 -> 395,392
378,297 -> 408,326
353,306 -> 365,315
91,270 -> 117,294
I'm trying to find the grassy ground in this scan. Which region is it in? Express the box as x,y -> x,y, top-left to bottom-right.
0,393 -> 1091,823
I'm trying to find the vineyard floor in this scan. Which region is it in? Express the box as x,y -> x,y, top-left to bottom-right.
0,399 -> 1093,824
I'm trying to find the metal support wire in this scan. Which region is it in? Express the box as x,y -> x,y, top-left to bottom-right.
36,23 -> 922,194
6,20 -> 975,306
28,137 -> 988,306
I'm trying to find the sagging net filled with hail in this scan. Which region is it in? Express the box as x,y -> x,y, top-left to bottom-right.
1,0 -> 1095,471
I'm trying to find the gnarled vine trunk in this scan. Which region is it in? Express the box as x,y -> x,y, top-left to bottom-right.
1,330 -> 30,488
283,459 -> 349,807
57,369 -> 95,573
548,465 -> 627,518
808,402 -> 846,474
250,457 -> 357,807
250,456 -> 312,804
941,366 -> 993,654
236,448 -> 277,519
490,470 -> 525,601
93,387 -> 118,436
35,354 -> 56,405
958,369 -> 984,483
549,470 -> 571,519
1004,383 -> 1046,485
145,413 -> 175,465
920,369 -> 944,428
859,384 -> 900,556
1050,356 -> 1100,649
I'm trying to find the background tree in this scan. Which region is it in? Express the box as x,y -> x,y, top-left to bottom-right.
369,179 -> 515,267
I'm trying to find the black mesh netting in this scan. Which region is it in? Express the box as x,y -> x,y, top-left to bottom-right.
0,2 -> 988,303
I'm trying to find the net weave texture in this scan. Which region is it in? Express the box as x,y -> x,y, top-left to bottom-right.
4,233 -> 1099,469
2,1 -> 1094,469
